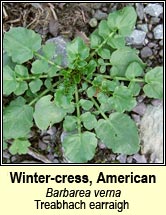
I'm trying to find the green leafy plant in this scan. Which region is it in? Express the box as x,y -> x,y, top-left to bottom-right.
3,6 -> 163,163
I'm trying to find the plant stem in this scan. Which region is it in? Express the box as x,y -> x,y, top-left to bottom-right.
28,81 -> 60,106
93,74 -> 145,82
16,75 -> 48,81
90,31 -> 115,59
91,97 -> 108,120
34,52 -> 62,70
75,84 -> 82,134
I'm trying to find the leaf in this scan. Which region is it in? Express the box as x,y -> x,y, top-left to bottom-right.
107,6 -> 137,36
33,95 -> 66,130
128,82 -> 141,96
54,89 -> 75,113
84,59 -> 97,79
63,116 -> 77,131
4,27 -> 41,64
14,81 -> 28,95
97,92 -> 109,104
62,131 -> 97,163
3,97 -> 33,139
9,139 -> 31,155
143,67 -> 163,99
95,112 -> 140,154
97,48 -> 111,59
110,47 -> 145,76
98,20 -> 111,39
110,85 -> 137,112
81,112 -> 97,130
79,99 -> 93,110
87,86 -> 97,98
102,79 -> 119,92
31,60 -> 50,74
67,37 -> 90,64
15,65 -> 29,77
3,65 -> 17,95
3,51 -> 16,69
107,34 -> 125,49
125,62 -> 143,80
90,34 -> 102,49
42,43 -> 55,60
29,79 -> 43,93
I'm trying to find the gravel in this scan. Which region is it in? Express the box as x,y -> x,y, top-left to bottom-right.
144,3 -> 163,17
140,46 -> 153,58
153,24 -> 163,39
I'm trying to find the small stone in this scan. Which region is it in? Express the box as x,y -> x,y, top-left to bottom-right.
159,39 -> 163,46
132,102 -> 147,116
140,46 -> 153,58
147,32 -> 153,39
144,3 -> 163,17
137,24 -> 148,32
89,18 -> 98,27
133,153 -> 147,163
94,10 -> 107,20
153,24 -> 163,39
148,42 -> 157,48
117,154 -> 127,163
90,3 -> 102,9
126,30 -> 146,45
159,49 -> 163,57
150,17 -> 160,24
136,3 -> 144,20
46,36 -> 68,67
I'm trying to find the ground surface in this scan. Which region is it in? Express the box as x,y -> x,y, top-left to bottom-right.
3,2 -> 163,164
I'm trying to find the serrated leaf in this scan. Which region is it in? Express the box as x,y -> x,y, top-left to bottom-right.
107,6 -> 137,36
3,65 -> 17,95
143,67 -> 163,99
62,131 -> 97,163
29,79 -> 43,93
110,47 -> 145,76
95,112 -> 140,154
9,139 -> 31,155
79,99 -> 93,111
63,116 -> 77,131
14,81 -> 28,95
81,112 -> 97,130
4,27 -> 41,63
33,95 -> 66,130
110,85 -> 137,112
31,60 -> 49,74
125,62 -> 143,80
3,97 -> 33,139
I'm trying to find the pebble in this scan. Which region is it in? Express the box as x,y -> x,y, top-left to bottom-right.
117,154 -> 127,163
127,30 -> 146,45
144,3 -> 163,17
137,24 -> 148,33
140,46 -> 153,58
94,10 -> 107,20
159,39 -> 163,46
89,18 -> 98,27
46,36 -> 68,67
136,3 -> 144,20
159,49 -> 163,57
153,24 -> 163,39
132,102 -> 147,116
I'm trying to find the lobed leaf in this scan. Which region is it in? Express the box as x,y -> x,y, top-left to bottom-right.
143,67 -> 163,99
95,112 -> 140,155
3,97 -> 33,139
107,6 -> 137,36
81,112 -> 97,130
9,139 -> 31,155
62,131 -> 97,163
4,27 -> 41,64
3,65 -> 17,95
33,95 -> 66,130
109,85 -> 137,112
29,79 -> 43,93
